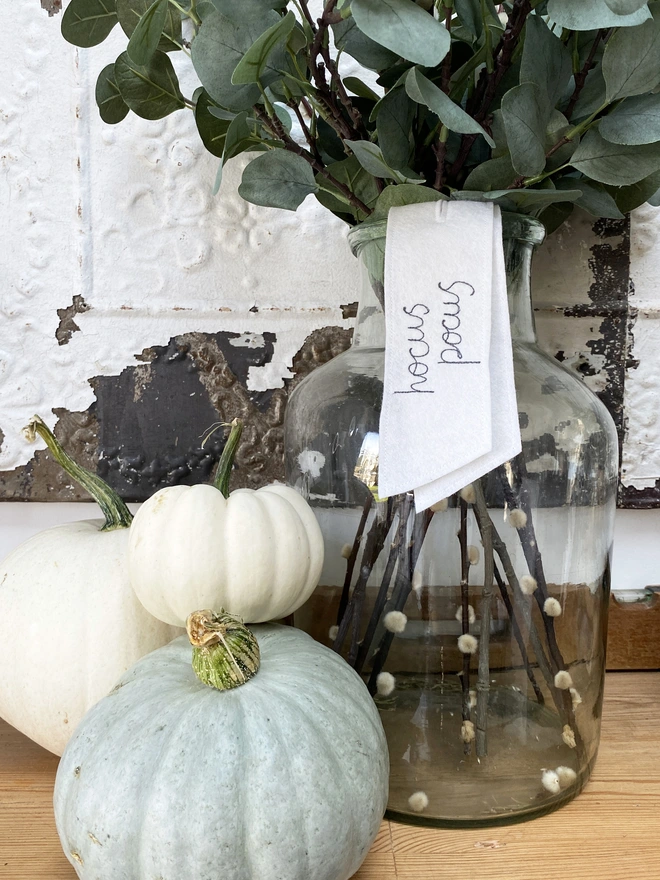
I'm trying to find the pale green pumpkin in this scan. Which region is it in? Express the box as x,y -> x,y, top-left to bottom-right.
54,615 -> 389,880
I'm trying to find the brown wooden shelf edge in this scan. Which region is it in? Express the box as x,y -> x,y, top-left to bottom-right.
1,672 -> 659,879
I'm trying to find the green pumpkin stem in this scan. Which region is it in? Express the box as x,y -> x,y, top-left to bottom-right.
212,418 -> 243,498
24,415 -> 133,531
187,609 -> 260,691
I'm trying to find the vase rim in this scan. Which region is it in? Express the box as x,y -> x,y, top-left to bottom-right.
347,210 -> 546,257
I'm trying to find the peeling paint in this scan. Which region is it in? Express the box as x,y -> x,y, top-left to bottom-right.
40,0 -> 61,15
56,295 -> 91,346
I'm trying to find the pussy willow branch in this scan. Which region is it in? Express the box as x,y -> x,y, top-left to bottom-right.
336,492 -> 373,624
493,562 -> 545,704
458,497 -> 472,755
355,493 -> 413,674
473,496 -> 584,761
333,499 -> 393,660
473,482 -> 494,757
367,508 -> 433,695
496,461 -> 586,762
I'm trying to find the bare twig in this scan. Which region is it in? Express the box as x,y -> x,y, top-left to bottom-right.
566,31 -> 604,121
473,482 -> 493,757
289,100 -> 323,164
493,562 -> 545,704
366,509 -> 433,694
459,498 -> 472,754
336,493 -> 373,624
355,494 -> 413,674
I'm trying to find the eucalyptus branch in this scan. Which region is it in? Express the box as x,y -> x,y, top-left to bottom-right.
450,0 -> 532,183
473,482 -> 493,757
289,100 -> 323,163
566,31 -> 604,121
167,0 -> 200,26
255,105 -> 372,216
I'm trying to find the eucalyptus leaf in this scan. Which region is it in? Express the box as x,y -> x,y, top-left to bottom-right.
232,12 -> 296,85
520,15 -> 572,115
127,0 -> 168,65
273,104 -> 293,133
332,16 -> 399,70
96,63 -> 130,124
454,0 -> 500,39
372,184 -> 447,220
555,177 -> 625,218
463,156 -> 516,190
501,82 -> 548,177
605,0 -> 649,12
602,10 -> 660,101
539,201 -> 574,234
315,156 -> 380,221
238,150 -> 319,210
346,139 -> 424,182
117,0 -> 182,52
455,188 -> 583,209
223,112 -> 253,161
600,93 -> 660,144
316,117 -> 346,163
61,0 -> 118,47
571,66 -> 607,121
195,90 -> 231,157
344,77 -> 381,102
647,186 -> 660,205
547,0 -> 651,29
114,50 -> 185,120
611,169 -> 660,210
375,87 -> 415,170
191,9 -> 280,111
210,0 -> 284,19
405,69 -> 496,147
351,0 -> 451,67
571,128 -> 660,184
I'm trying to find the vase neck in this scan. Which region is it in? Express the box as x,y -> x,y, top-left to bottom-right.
503,236 -> 537,344
350,216 -> 542,349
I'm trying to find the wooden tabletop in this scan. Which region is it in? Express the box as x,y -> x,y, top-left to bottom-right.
1,672 -> 658,879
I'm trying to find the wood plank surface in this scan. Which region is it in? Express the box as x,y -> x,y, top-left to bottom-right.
1,673 -> 658,879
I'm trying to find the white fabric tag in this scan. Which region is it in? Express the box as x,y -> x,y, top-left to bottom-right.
377,200 -> 521,512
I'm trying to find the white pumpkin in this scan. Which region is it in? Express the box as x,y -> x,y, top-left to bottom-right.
0,417 -> 178,755
55,614 -> 389,880
128,420 -> 324,627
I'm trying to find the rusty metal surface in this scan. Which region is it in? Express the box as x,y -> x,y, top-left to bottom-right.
0,326 -> 352,502
0,215 -> 656,507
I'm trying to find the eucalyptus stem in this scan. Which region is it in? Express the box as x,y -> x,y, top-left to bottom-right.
213,418 -> 243,498
23,415 -> 132,531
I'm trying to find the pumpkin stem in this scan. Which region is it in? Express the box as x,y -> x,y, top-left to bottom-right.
212,418 -> 243,498
23,415 -> 133,531
187,610 -> 260,691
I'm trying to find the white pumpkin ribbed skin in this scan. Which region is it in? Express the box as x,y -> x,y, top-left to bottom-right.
55,625 -> 389,880
0,521 -> 179,756
128,483 -> 324,626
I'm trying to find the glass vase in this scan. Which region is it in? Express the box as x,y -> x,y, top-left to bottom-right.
284,213 -> 618,827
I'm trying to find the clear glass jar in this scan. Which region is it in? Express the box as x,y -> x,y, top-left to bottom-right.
284,214 -> 618,827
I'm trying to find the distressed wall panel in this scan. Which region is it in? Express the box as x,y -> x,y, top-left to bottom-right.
0,4 -> 657,513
